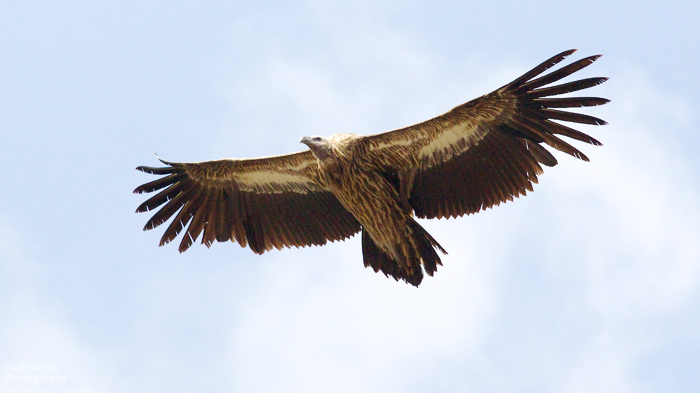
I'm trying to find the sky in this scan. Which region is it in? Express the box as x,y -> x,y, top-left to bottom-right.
1,1 -> 699,392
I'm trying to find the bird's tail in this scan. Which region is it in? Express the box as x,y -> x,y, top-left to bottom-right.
407,219 -> 447,277
361,220 -> 447,287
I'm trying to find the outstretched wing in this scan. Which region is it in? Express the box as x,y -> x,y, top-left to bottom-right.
134,151 -> 361,253
361,49 -> 609,219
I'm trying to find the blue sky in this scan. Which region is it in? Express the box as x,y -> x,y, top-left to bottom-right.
1,1 -> 699,392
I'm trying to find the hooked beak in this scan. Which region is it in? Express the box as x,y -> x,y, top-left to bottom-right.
300,136 -> 312,146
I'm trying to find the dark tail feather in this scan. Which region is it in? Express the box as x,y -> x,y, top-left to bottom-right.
361,228 -> 423,287
407,219 -> 447,277
360,222 -> 447,287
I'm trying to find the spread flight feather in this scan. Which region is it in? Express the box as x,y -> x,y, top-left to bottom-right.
134,49 -> 609,286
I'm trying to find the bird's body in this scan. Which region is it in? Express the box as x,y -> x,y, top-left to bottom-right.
301,133 -> 445,285
134,50 -> 609,286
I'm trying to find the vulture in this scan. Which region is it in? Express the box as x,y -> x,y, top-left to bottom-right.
134,49 -> 608,287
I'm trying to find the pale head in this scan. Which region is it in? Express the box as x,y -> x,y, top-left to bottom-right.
300,135 -> 334,162
301,133 -> 358,167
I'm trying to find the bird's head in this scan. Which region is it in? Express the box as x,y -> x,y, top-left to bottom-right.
300,135 -> 334,162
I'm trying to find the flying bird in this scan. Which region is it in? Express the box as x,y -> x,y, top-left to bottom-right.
134,49 -> 608,286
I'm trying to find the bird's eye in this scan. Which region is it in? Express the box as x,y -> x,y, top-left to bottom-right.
312,137 -> 322,142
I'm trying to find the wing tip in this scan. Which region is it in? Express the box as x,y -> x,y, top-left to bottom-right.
595,98 -> 611,107
154,152 -> 175,166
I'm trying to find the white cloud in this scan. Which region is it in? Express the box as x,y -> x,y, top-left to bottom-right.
563,333 -> 648,393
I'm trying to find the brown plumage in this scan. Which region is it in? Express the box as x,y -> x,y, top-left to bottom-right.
134,49 -> 609,286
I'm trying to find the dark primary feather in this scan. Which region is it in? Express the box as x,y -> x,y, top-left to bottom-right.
525,77 -> 608,98
519,55 -> 602,91
507,49 -> 577,87
530,97 -> 609,108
